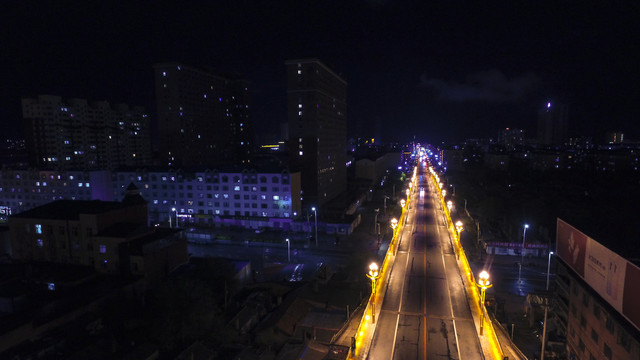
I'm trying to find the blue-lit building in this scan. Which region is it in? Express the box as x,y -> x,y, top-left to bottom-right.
0,167 -> 301,230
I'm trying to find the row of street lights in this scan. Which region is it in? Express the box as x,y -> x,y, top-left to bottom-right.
433,164 -> 557,354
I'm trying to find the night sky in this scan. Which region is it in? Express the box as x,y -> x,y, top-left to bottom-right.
2,1 -> 639,144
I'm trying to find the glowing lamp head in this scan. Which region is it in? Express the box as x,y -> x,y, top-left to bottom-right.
524,224 -> 529,229
369,262 -> 379,277
442,189 -> 446,197
478,270 -> 491,287
311,206 -> 316,212
447,200 -> 452,210
391,218 -> 398,229
455,220 -> 464,232
400,199 -> 406,207
406,189 -> 410,196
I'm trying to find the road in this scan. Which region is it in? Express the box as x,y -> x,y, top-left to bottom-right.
367,169 -> 484,359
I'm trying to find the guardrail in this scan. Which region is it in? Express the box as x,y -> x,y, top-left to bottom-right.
347,171 -> 414,359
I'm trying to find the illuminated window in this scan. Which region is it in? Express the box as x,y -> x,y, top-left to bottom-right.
273,195 -> 279,201
299,151 -> 303,156
37,239 -> 43,247
35,224 -> 42,234
99,245 -> 106,254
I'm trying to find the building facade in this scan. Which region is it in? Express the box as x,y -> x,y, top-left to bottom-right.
0,168 -> 301,230
112,168 -> 301,230
537,101 -> 568,147
286,59 -> 347,208
154,62 -> 254,168
555,219 -> 640,360
22,95 -> 151,170
8,193 -> 148,268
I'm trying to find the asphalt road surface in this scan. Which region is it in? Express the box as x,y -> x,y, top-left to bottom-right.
368,169 -> 484,360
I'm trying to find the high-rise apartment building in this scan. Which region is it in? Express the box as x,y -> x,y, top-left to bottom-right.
537,101 -> 568,147
286,59 -> 347,208
22,95 -> 151,170
605,131 -> 624,144
154,63 -> 254,168
498,127 -> 525,150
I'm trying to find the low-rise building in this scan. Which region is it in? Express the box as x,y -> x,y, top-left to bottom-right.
0,167 -> 302,231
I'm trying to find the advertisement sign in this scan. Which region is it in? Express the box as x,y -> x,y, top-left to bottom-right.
556,219 -> 587,278
557,218 -> 640,332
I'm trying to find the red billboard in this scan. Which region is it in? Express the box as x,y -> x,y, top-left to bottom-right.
556,218 -> 640,332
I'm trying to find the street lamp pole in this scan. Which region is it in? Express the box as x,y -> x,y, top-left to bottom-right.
519,224 -> 529,284
366,262 -> 381,324
286,238 -> 290,262
455,220 -> 464,260
312,207 -> 318,247
171,207 -> 177,228
373,208 -> 379,234
476,270 -> 493,335
541,251 -> 554,360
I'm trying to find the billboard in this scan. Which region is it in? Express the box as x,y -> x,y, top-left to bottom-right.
557,219 -> 640,332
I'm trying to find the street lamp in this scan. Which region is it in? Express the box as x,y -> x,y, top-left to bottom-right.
390,218 -> 398,231
366,262 -> 381,323
546,251 -> 555,290
405,189 -> 410,197
311,207 -> 318,247
455,220 -> 463,239
400,199 -> 406,208
447,200 -> 452,212
541,251 -> 555,360
455,221 -> 464,259
519,224 -> 529,284
476,270 -> 493,335
286,238 -> 290,262
441,189 -> 446,198
171,207 -> 177,228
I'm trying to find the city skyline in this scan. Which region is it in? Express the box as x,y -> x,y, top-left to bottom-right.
2,1 -> 638,144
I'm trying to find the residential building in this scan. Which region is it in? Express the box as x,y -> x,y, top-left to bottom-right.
112,167 -> 301,230
0,169 -> 113,224
537,101 -> 568,147
21,95 -> 151,170
8,186 -> 148,268
154,62 -> 254,168
286,59 -> 347,209
0,166 -> 301,230
554,219 -> 640,360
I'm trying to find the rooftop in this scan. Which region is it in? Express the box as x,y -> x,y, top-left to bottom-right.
11,200 -> 128,220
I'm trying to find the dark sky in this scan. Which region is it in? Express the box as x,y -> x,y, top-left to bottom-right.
2,1 -> 639,144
